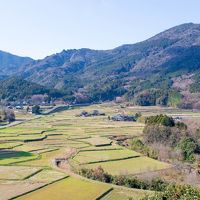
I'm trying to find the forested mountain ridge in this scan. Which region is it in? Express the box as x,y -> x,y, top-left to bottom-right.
18,23 -> 200,86
0,77 -> 65,101
0,50 -> 33,77
1,23 -> 200,107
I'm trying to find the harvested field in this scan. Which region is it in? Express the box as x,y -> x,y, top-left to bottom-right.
0,180 -> 45,200
0,166 -> 42,180
28,169 -> 67,183
0,103 -> 198,199
15,177 -> 112,200
78,136 -> 112,146
102,188 -> 153,200
73,149 -> 140,164
83,156 -> 170,175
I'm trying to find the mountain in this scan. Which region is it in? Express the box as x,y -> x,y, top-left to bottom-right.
0,77 -> 65,101
1,23 -> 200,107
18,23 -> 200,85
0,51 -> 33,78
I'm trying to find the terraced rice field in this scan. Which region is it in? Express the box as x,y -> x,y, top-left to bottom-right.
0,103 -> 198,199
102,188 -> 153,200
73,149 -> 141,164
15,177 -> 112,200
0,166 -> 42,180
0,150 -> 38,165
18,148 -> 69,167
83,156 -> 170,175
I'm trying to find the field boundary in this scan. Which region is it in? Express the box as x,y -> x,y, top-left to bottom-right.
2,154 -> 41,166
0,143 -> 23,150
0,167 -> 43,181
78,155 -> 141,165
79,148 -> 123,152
9,176 -> 70,200
22,168 -> 44,180
96,187 -> 113,200
0,116 -> 41,129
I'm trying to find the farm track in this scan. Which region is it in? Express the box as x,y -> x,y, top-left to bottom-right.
53,151 -> 153,200
0,115 -> 42,129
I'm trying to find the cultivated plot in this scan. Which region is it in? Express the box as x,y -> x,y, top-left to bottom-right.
15,177 -> 112,200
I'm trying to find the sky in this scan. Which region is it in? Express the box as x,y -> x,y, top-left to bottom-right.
0,0 -> 200,59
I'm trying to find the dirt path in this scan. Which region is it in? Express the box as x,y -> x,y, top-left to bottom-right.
0,116 -> 41,129
52,147 -> 79,176
52,147 -> 153,198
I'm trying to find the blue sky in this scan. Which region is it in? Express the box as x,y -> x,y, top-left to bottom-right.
0,0 -> 200,59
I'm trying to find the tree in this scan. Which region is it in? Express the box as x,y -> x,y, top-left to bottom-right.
178,137 -> 198,162
135,91 -> 157,106
26,106 -> 30,113
6,109 -> 15,122
145,114 -> 175,127
0,107 -> 15,123
175,122 -> 187,130
0,107 -> 6,121
135,112 -> 142,120
31,94 -> 45,105
32,105 -> 40,114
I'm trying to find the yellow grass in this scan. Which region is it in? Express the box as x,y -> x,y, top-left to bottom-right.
83,156 -> 170,175
16,177 -> 112,200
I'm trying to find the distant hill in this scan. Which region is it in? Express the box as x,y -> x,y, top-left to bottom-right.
1,23 -> 200,107
0,51 -> 33,77
0,77 -> 65,101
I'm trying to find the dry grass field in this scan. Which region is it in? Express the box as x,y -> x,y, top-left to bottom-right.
15,177 -> 112,200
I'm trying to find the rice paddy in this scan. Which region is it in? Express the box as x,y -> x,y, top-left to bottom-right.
73,149 -> 141,164
0,166 -> 42,180
15,177 -> 112,200
0,103 -> 198,199
102,188 -> 153,200
83,156 -> 170,175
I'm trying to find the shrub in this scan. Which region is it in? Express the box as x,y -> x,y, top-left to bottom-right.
135,91 -> 157,106
178,137 -> 198,162
144,125 -> 172,145
175,122 -> 187,130
79,167 -> 168,192
141,184 -> 200,200
0,107 -> 15,123
32,105 -> 41,114
145,114 -> 175,127
135,112 -> 142,120
79,167 -> 112,183
131,139 -> 144,151
6,109 -> 15,122
130,139 -> 158,159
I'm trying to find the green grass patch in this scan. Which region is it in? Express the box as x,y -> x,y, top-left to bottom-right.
19,149 -> 67,167
0,151 -> 38,165
0,142 -> 22,149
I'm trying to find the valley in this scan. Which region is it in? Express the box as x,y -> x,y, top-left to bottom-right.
0,103 -> 199,200
1,1 -> 200,199
1,23 -> 200,109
